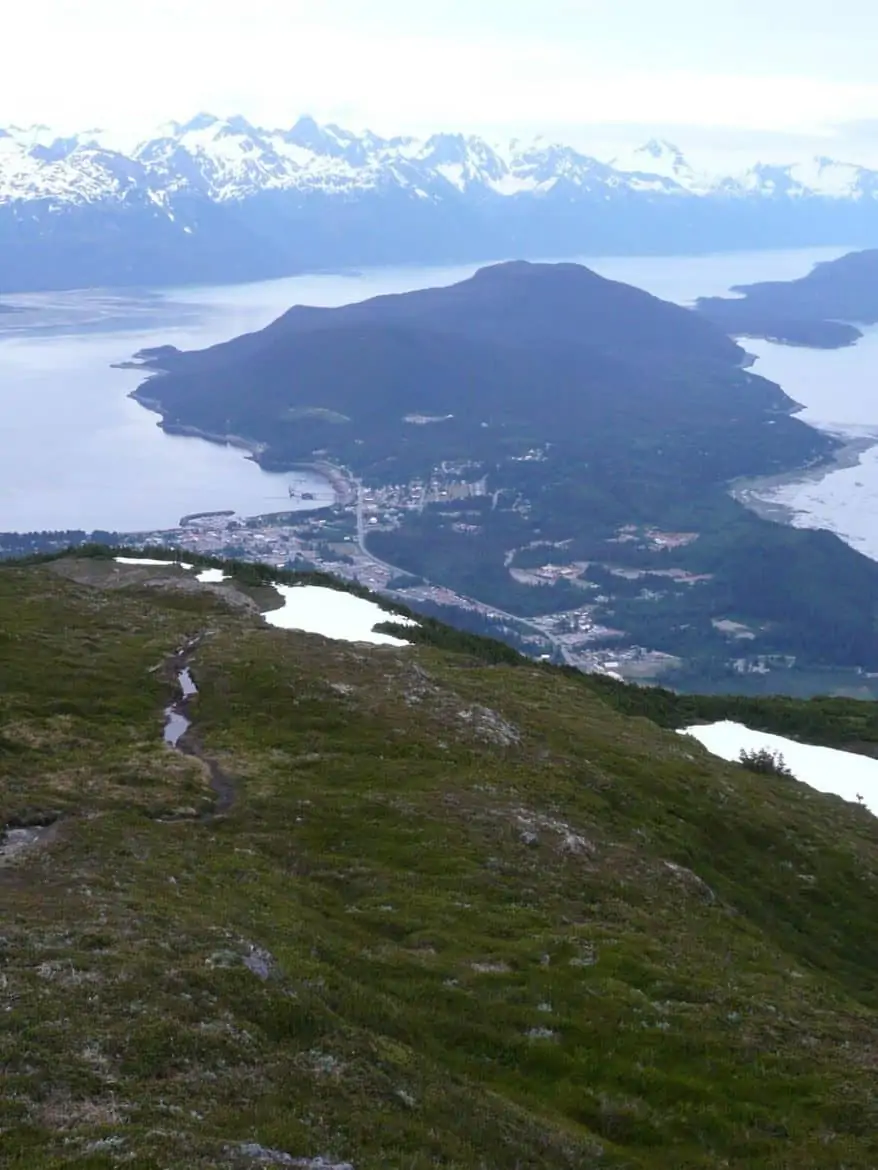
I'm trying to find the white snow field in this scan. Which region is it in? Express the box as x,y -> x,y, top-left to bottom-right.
263,584 -> 418,647
114,556 -> 194,569
680,721 -> 878,814
113,560 -> 413,646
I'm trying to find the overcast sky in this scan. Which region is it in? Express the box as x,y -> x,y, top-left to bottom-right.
6,0 -> 878,159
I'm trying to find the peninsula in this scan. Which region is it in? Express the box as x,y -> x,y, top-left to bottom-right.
128,260 -> 878,686
696,248 -> 878,348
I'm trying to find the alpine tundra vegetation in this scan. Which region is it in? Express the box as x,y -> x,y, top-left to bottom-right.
3,547 -> 878,1168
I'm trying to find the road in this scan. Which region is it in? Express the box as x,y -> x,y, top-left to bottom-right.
350,476 -> 575,664
353,476 -> 406,578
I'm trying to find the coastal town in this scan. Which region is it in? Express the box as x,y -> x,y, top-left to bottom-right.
100,462 -> 683,682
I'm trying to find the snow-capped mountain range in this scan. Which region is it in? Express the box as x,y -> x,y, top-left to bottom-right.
2,113 -> 877,292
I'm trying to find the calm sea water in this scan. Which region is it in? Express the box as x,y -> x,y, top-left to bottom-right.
739,328 -> 878,560
0,245 -> 855,534
745,328 -> 878,430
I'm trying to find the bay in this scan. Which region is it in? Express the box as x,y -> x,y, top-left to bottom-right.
0,245 -> 854,535
739,328 -> 878,561
744,328 -> 878,431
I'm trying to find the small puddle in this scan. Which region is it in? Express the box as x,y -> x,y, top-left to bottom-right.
164,665 -> 198,748
163,709 -> 190,748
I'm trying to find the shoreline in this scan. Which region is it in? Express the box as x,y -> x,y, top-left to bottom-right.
161,421 -> 269,460
731,433 -> 878,526
130,390 -> 270,460
130,386 -> 351,505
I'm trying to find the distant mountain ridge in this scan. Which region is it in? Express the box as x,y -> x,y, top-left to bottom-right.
697,248 -> 878,347
3,114 -> 878,291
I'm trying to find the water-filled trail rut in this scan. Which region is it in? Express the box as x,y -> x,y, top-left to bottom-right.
164,636 -> 236,816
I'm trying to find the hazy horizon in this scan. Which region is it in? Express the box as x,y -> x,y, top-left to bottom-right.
6,0 -> 878,166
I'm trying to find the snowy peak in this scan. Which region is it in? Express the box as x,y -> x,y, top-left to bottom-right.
619,138 -> 689,175
0,127 -> 145,204
497,138 -> 641,198
175,112 -> 223,135
720,155 -> 878,200
278,117 -> 391,169
3,113 -> 878,209
641,137 -> 684,161
609,139 -> 714,193
135,116 -> 299,201
3,124 -> 57,148
413,133 -> 508,191
641,138 -> 693,177
783,156 -> 878,200
282,115 -> 350,157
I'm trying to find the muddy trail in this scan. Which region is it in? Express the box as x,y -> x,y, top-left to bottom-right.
164,636 -> 237,817
1,636 -> 235,866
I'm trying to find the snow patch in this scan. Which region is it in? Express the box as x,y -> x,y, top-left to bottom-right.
680,721 -> 878,814
436,163 -> 466,191
487,173 -> 540,195
114,556 -> 194,570
264,584 -> 418,647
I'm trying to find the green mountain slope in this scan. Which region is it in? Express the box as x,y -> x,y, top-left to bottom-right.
132,260 -> 811,483
4,555 -> 878,1169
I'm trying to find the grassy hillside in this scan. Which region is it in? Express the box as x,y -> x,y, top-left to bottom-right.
3,555 -> 878,1168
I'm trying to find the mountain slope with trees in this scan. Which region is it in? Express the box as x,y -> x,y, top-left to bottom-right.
697,248 -> 878,347
127,260 -> 878,678
133,259 -> 806,477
